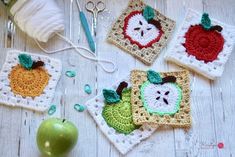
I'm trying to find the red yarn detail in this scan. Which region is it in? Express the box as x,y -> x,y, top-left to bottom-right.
183,25 -> 224,63
123,11 -> 163,49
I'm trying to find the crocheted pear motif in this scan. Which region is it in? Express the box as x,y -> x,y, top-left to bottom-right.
140,81 -> 182,116
124,11 -> 163,48
9,65 -> 50,97
102,88 -> 139,135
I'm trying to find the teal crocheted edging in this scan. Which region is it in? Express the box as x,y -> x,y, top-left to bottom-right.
140,81 -> 182,116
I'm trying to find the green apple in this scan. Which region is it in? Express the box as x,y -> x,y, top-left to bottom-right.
37,118 -> 78,157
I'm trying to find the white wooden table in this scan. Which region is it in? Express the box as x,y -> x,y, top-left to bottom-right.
0,0 -> 235,157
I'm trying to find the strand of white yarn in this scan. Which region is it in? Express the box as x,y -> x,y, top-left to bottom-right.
35,33 -> 117,73
10,0 -> 117,73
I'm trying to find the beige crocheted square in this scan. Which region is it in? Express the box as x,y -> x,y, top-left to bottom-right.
130,70 -> 191,128
107,0 -> 175,65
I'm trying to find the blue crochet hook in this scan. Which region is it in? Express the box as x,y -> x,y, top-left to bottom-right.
76,0 -> 96,53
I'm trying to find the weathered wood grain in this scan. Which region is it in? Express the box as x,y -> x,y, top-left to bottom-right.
0,0 -> 234,156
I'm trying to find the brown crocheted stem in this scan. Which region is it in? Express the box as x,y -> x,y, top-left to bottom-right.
199,24 -> 223,32
148,19 -> 162,31
32,61 -> 45,69
210,25 -> 223,32
116,81 -> 128,97
161,76 -> 176,84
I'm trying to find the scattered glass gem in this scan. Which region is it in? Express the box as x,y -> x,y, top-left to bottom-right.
65,70 -> 76,78
217,142 -> 224,149
48,105 -> 56,115
74,104 -> 86,112
84,84 -> 92,94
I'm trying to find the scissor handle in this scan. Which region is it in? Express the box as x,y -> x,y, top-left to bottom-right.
96,1 -> 105,13
86,1 -> 105,13
85,1 -> 96,13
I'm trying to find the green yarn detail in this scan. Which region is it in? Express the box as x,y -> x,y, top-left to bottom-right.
201,13 -> 211,30
147,70 -> 162,84
143,6 -> 155,21
140,81 -> 182,116
103,89 -> 120,104
18,54 -> 33,70
102,88 -> 140,135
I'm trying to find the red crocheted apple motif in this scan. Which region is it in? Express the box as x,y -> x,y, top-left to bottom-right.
123,11 -> 163,49
183,13 -> 224,63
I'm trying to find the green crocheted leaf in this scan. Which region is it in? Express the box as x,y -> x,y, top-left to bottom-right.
143,6 -> 155,21
201,13 -> 211,30
18,54 -> 33,70
103,89 -> 120,104
102,88 -> 140,135
147,70 -> 162,84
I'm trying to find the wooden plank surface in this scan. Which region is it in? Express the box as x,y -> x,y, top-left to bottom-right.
0,0 -> 235,157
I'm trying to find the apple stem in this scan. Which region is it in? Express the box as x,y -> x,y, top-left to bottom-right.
210,25 -> 223,32
62,119 -> 66,123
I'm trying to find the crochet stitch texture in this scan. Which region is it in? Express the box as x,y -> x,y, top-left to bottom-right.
9,65 -> 50,97
183,25 -> 224,62
86,77 -> 156,154
131,70 -> 191,128
102,88 -> 139,135
165,9 -> 235,80
0,50 -> 62,112
107,0 -> 175,65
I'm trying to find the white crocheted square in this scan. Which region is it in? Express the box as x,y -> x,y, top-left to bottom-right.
165,9 -> 235,80
0,50 -> 62,112
85,76 -> 156,155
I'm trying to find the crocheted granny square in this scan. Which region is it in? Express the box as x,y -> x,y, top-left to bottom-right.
0,50 -> 62,112
107,0 -> 175,65
165,9 -> 235,80
85,76 -> 156,154
131,70 -> 191,128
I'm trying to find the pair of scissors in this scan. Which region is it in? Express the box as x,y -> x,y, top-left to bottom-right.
85,1 -> 105,36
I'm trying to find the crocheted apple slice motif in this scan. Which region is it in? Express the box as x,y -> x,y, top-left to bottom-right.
141,81 -> 182,115
183,13 -> 224,63
124,11 -> 163,49
140,70 -> 182,115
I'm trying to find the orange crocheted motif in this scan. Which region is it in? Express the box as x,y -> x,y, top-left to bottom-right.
9,65 -> 50,97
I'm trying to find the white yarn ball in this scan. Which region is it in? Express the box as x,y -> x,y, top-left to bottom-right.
10,0 -> 65,42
